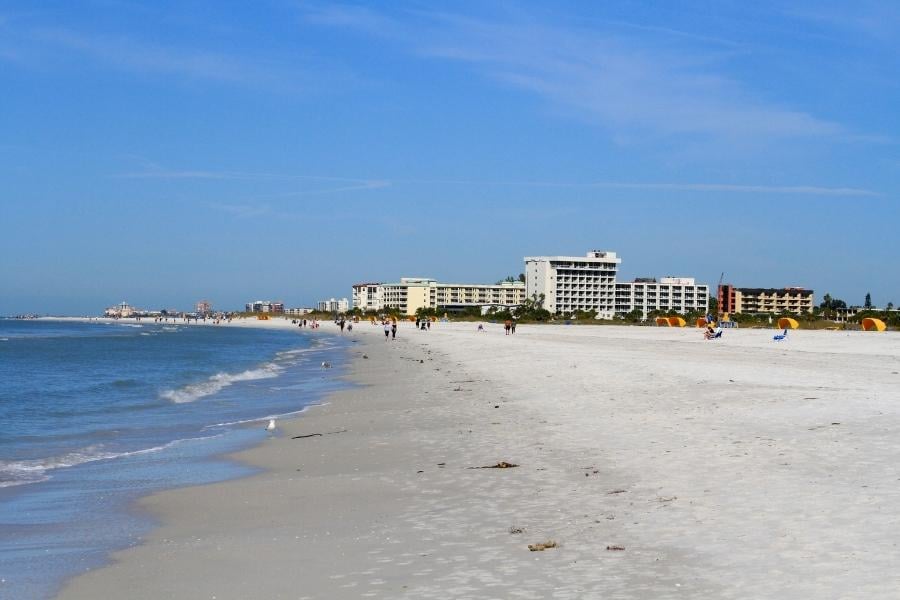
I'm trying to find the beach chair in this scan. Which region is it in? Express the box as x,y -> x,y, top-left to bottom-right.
773,329 -> 788,341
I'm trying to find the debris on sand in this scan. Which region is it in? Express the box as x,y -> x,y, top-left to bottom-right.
469,461 -> 519,469
528,541 -> 557,551
292,429 -> 347,440
606,545 -> 625,551
509,527 -> 525,535
362,354 -> 369,359
607,489 -> 627,495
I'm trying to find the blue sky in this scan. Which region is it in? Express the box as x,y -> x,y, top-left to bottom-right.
1,1 -> 898,314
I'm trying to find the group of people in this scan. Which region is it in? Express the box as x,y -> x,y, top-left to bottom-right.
292,318 -> 319,329
414,317 -> 432,331
503,319 -> 517,335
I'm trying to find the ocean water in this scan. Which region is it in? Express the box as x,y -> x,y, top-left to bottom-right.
0,319 -> 349,599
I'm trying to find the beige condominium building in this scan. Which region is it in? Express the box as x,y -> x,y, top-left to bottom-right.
352,278 -> 526,316
525,251 -> 622,319
718,285 -> 814,314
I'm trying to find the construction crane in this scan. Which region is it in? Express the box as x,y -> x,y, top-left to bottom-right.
716,272 -> 729,322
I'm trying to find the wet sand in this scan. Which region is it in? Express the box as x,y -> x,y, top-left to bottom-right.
58,322 -> 900,599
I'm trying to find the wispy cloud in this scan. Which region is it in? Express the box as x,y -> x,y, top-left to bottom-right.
116,163 -> 391,196
301,4 -> 846,142
117,161 -> 875,198
30,27 -> 277,85
784,3 -> 900,44
117,170 -> 245,180
397,178 -> 877,197
268,179 -> 391,196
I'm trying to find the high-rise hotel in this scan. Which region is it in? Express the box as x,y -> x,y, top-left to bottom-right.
524,250 -> 622,319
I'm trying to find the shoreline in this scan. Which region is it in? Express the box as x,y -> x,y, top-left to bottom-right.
58,323 -> 900,598
0,317 -> 352,599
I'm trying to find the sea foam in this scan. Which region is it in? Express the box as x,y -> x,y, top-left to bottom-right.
159,364 -> 282,403
0,436 -> 220,488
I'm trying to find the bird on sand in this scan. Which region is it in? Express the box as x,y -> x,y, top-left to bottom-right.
321,361 -> 331,369
265,419 -> 276,432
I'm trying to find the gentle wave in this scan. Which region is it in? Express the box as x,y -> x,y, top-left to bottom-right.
275,347 -> 317,358
203,406 -> 314,429
159,364 -> 282,403
0,435 -> 221,488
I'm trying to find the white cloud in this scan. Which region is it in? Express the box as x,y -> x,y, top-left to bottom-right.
302,5 -> 847,142
397,177 -> 877,197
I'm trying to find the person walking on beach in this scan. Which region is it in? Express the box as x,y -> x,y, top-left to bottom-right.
391,319 -> 398,340
504,319 -> 512,335
510,319 -> 516,334
383,320 -> 391,340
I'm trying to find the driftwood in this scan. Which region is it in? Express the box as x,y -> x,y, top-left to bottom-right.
468,461 -> 518,469
292,429 -> 348,439
528,541 -> 557,551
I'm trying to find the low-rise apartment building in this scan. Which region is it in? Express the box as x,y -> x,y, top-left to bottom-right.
245,300 -> 284,313
718,285 -> 814,315
352,278 -> 526,316
615,277 -> 710,319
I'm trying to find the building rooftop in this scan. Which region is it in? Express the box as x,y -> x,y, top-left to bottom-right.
382,278 -> 525,288
735,287 -> 814,295
524,250 -> 621,263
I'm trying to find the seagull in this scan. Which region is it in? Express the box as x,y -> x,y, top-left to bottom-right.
321,361 -> 331,369
265,419 -> 276,432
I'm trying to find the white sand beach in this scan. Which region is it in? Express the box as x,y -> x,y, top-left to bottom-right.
57,322 -> 900,599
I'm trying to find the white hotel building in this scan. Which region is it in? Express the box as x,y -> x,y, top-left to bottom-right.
351,283 -> 383,313
615,277 -> 710,319
525,251 -> 622,319
317,298 -> 350,313
526,251 -> 709,320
